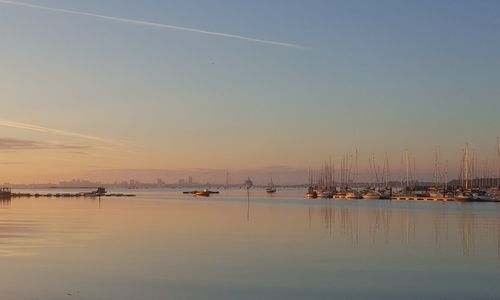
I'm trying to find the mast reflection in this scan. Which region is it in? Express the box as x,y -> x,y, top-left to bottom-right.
306,202 -> 500,257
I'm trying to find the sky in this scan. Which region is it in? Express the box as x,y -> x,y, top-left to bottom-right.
0,0 -> 499,184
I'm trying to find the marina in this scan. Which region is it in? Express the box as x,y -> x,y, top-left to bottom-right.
303,140 -> 500,203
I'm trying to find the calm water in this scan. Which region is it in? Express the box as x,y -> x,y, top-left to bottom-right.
1,188 -> 499,299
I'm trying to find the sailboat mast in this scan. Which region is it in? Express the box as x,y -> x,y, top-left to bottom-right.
405,150 -> 410,190
444,160 -> 448,194
384,152 -> 390,188
433,146 -> 439,187
464,143 -> 470,190
497,137 -> 499,189
355,149 -> 358,186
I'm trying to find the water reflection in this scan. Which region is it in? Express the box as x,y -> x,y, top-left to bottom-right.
0,198 -> 103,257
400,208 -> 416,245
1,192 -> 499,299
497,218 -> 500,257
0,198 -> 11,208
369,205 -> 391,244
308,201 -> 500,257
432,209 -> 449,254
458,212 -> 475,256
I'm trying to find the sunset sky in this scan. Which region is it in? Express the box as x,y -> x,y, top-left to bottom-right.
1,0 -> 499,184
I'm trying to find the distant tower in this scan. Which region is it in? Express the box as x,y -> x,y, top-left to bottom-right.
225,169 -> 229,188
188,176 -> 193,185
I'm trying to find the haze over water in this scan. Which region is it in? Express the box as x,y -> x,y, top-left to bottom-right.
1,1 -> 500,299
0,189 -> 499,299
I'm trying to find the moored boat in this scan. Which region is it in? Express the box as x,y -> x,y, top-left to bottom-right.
306,191 -> 317,198
84,187 -> 107,197
454,190 -> 472,202
195,189 -> 211,197
306,186 -> 317,198
265,187 -> 276,193
265,177 -> 276,193
362,190 -> 381,200
0,187 -> 11,199
316,189 -> 333,199
345,190 -> 361,199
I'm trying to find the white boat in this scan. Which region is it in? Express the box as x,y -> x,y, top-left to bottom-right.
316,189 -> 333,198
454,190 -> 472,201
362,190 -> 381,200
346,191 -> 361,199
265,177 -> 276,193
428,187 -> 444,198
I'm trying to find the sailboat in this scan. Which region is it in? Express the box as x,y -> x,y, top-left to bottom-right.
345,150 -> 361,199
493,137 -> 500,199
397,149 -> 416,196
378,153 -> 392,199
306,168 -> 317,198
265,176 -> 276,193
315,162 -> 334,198
455,143 -> 472,201
363,154 -> 381,200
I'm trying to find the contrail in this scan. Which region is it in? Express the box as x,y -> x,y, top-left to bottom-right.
0,119 -> 113,144
0,0 -> 304,49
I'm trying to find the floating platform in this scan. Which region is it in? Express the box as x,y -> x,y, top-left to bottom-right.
182,190 -> 219,195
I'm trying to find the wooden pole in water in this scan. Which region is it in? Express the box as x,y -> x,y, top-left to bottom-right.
246,187 -> 250,222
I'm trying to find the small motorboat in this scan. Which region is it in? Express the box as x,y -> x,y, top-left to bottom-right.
195,189 -> 211,197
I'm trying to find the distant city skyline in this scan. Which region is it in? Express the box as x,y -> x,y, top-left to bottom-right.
1,0 -> 499,184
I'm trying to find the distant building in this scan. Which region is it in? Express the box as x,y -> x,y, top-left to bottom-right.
157,178 -> 165,186
178,179 -> 185,185
188,176 -> 193,185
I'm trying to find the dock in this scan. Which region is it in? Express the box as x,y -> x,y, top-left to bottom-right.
10,192 -> 136,198
390,196 -> 452,201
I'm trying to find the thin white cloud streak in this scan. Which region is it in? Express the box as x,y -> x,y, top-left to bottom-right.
0,119 -> 112,144
0,0 -> 304,49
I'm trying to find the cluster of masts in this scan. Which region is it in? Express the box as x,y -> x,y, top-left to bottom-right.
306,139 -> 500,202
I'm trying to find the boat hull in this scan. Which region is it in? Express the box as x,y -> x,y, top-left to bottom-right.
0,192 -> 11,199
306,192 -> 317,199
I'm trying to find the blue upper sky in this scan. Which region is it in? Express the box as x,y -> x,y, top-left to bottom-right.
0,0 -> 499,183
